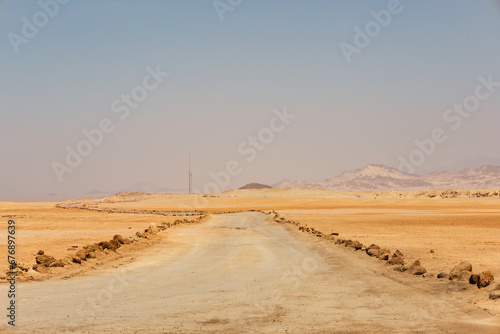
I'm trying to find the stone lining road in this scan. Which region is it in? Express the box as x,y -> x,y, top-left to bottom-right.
1,212 -> 499,333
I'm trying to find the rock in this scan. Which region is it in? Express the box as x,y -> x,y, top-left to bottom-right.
377,249 -> 390,259
353,242 -> 363,251
478,271 -> 495,288
36,254 -> 56,267
379,248 -> 391,256
123,238 -> 131,245
149,223 -> 158,234
75,249 -> 88,261
367,248 -> 381,257
99,241 -> 111,250
37,250 -> 44,256
113,235 -> 125,245
33,264 -> 50,273
16,263 -> 30,272
78,244 -> 102,260
408,266 -> 427,275
469,274 -> 480,285
72,256 -> 82,264
49,260 -> 65,268
393,250 -> 404,258
88,251 -> 97,259
108,239 -> 121,251
449,262 -> 472,281
437,272 -> 449,279
393,265 -> 407,272
408,260 -> 427,275
388,256 -> 405,265
366,244 -> 381,256
490,290 -> 500,300
378,253 -> 390,261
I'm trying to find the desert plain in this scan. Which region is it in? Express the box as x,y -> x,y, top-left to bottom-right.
0,188 -> 499,333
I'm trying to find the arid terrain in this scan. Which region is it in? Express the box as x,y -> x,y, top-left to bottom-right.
1,188 -> 500,333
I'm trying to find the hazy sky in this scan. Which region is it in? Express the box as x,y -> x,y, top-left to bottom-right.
1,0 -> 500,198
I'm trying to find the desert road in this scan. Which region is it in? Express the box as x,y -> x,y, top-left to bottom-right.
1,212 -> 499,333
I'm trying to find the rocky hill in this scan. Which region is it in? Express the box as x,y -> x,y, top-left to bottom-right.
274,164 -> 500,191
239,183 -> 273,190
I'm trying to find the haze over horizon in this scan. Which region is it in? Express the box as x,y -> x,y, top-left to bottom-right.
2,1 -> 500,199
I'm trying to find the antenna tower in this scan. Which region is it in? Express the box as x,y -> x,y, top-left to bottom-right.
189,154 -> 193,194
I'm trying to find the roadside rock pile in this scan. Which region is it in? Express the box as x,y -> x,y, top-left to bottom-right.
414,190 -> 500,199
272,211 -> 498,301
387,250 -> 405,267
18,215 -> 207,276
34,250 -> 67,270
271,212 -> 422,274
439,262 -> 496,290
73,243 -> 105,264
4,261 -> 32,277
478,271 -> 495,288
449,262 -> 472,281
407,260 -> 427,275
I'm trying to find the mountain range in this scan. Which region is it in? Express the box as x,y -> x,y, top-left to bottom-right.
273,164 -> 500,191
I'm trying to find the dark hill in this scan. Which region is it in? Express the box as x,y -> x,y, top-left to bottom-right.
239,183 -> 272,190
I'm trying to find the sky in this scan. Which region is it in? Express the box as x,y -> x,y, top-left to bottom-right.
1,0 -> 500,198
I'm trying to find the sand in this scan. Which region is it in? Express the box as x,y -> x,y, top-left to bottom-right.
0,202 -> 192,274
0,188 -> 499,332
1,213 -> 498,333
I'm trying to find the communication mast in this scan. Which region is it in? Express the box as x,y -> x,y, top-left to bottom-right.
189,154 -> 193,194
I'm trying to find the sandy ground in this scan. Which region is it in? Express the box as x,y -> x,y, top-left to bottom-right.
0,202 -> 194,273
75,189 -> 500,284
277,201 -> 500,280
1,212 -> 498,334
0,188 -> 499,332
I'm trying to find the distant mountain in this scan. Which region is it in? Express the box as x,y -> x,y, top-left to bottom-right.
437,157 -> 500,172
424,165 -> 500,190
239,183 -> 272,190
273,164 -> 500,191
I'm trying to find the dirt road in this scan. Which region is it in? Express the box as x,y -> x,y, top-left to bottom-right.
1,212 -> 499,333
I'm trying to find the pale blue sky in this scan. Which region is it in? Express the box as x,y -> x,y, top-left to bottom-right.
1,0 -> 500,198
